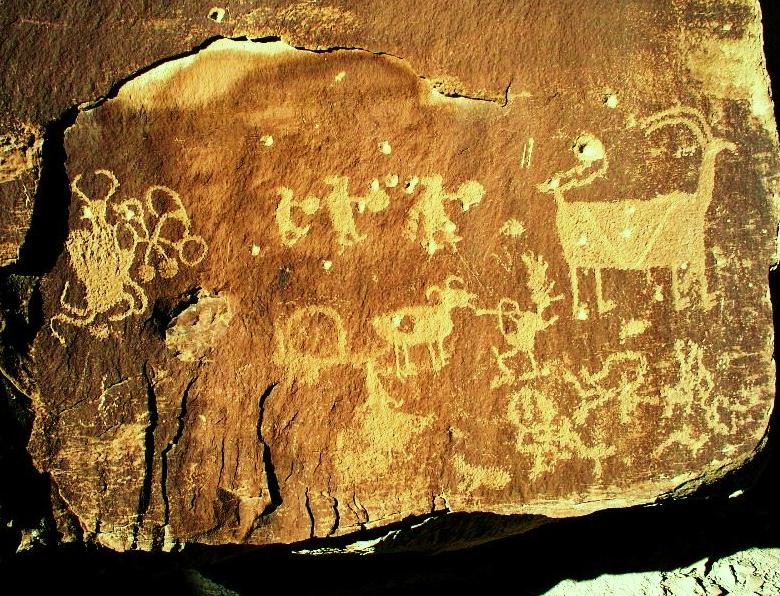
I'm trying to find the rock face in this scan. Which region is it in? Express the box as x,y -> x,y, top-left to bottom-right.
0,1 -> 777,551
544,547 -> 780,595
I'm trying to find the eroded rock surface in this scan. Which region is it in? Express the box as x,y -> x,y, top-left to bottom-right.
0,121 -> 42,266
544,547 -> 780,595
0,0 -> 777,552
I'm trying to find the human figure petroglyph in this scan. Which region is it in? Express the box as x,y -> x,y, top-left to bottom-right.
50,170 -> 207,344
275,177 -> 389,252
653,340 -> 719,459
660,339 -> 717,421
371,276 -> 475,378
538,106 -> 736,317
322,175 -> 389,252
563,351 -> 649,426
404,175 -> 485,255
507,387 -> 615,481
275,186 -> 320,246
474,253 -> 562,388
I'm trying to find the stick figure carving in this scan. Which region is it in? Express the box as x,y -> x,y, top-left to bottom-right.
322,175 -> 389,252
404,175 -> 484,255
275,177 -> 389,253
275,187 -> 320,246
475,253 -> 562,388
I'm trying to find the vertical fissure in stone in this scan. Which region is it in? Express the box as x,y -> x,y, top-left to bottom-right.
132,362 -> 158,548
160,376 -> 197,528
15,106 -> 78,276
257,383 -> 282,516
304,487 -> 315,539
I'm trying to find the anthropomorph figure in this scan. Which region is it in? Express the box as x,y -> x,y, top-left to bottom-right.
275,186 -> 320,246
322,175 -> 389,252
404,174 -> 484,256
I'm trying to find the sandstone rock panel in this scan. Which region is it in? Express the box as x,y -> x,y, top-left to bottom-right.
3,1 -> 776,551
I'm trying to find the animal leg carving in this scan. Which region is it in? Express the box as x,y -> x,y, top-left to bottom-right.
695,260 -> 717,310
519,349 -> 541,381
570,266 -> 581,318
671,265 -> 690,311
491,345 -> 519,389
437,336 -> 447,369
427,342 -> 438,372
594,269 -> 615,314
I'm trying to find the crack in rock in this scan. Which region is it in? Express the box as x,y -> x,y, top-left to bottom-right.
159,375 -> 198,528
256,383 -> 281,517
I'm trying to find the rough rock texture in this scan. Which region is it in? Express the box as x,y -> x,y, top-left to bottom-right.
544,547 -> 780,595
0,1 -> 778,552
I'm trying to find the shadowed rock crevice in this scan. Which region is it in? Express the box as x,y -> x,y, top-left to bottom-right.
160,376 -> 197,527
14,107 -> 78,277
133,363 -> 159,549
257,383 -> 281,517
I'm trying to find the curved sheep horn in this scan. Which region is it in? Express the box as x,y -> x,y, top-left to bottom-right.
641,106 -> 713,142
425,285 -> 443,301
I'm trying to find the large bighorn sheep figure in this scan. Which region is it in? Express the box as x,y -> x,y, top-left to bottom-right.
372,275 -> 475,378
538,106 -> 736,317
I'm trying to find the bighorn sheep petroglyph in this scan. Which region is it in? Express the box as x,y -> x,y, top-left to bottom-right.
538,106 -> 736,318
372,276 -> 475,378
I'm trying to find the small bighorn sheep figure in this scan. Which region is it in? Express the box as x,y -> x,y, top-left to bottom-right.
477,253 -> 563,388
372,275 -> 476,378
537,106 -> 736,317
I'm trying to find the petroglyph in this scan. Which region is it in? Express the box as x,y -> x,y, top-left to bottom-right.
139,185 -> 208,281
661,340 -> 715,420
538,106 -> 736,317
371,276 -> 475,378
336,361 -> 432,481
563,352 -> 649,426
322,175 -> 390,252
653,341 -> 743,459
520,137 -> 535,169
276,173 -> 485,256
50,171 -> 206,344
474,254 -> 562,388
507,387 -> 616,481
620,318 -> 651,342
275,187 -> 320,246
273,305 -> 432,480
452,454 -> 511,493
275,176 -> 389,253
404,175 -> 485,255
500,219 -> 526,238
